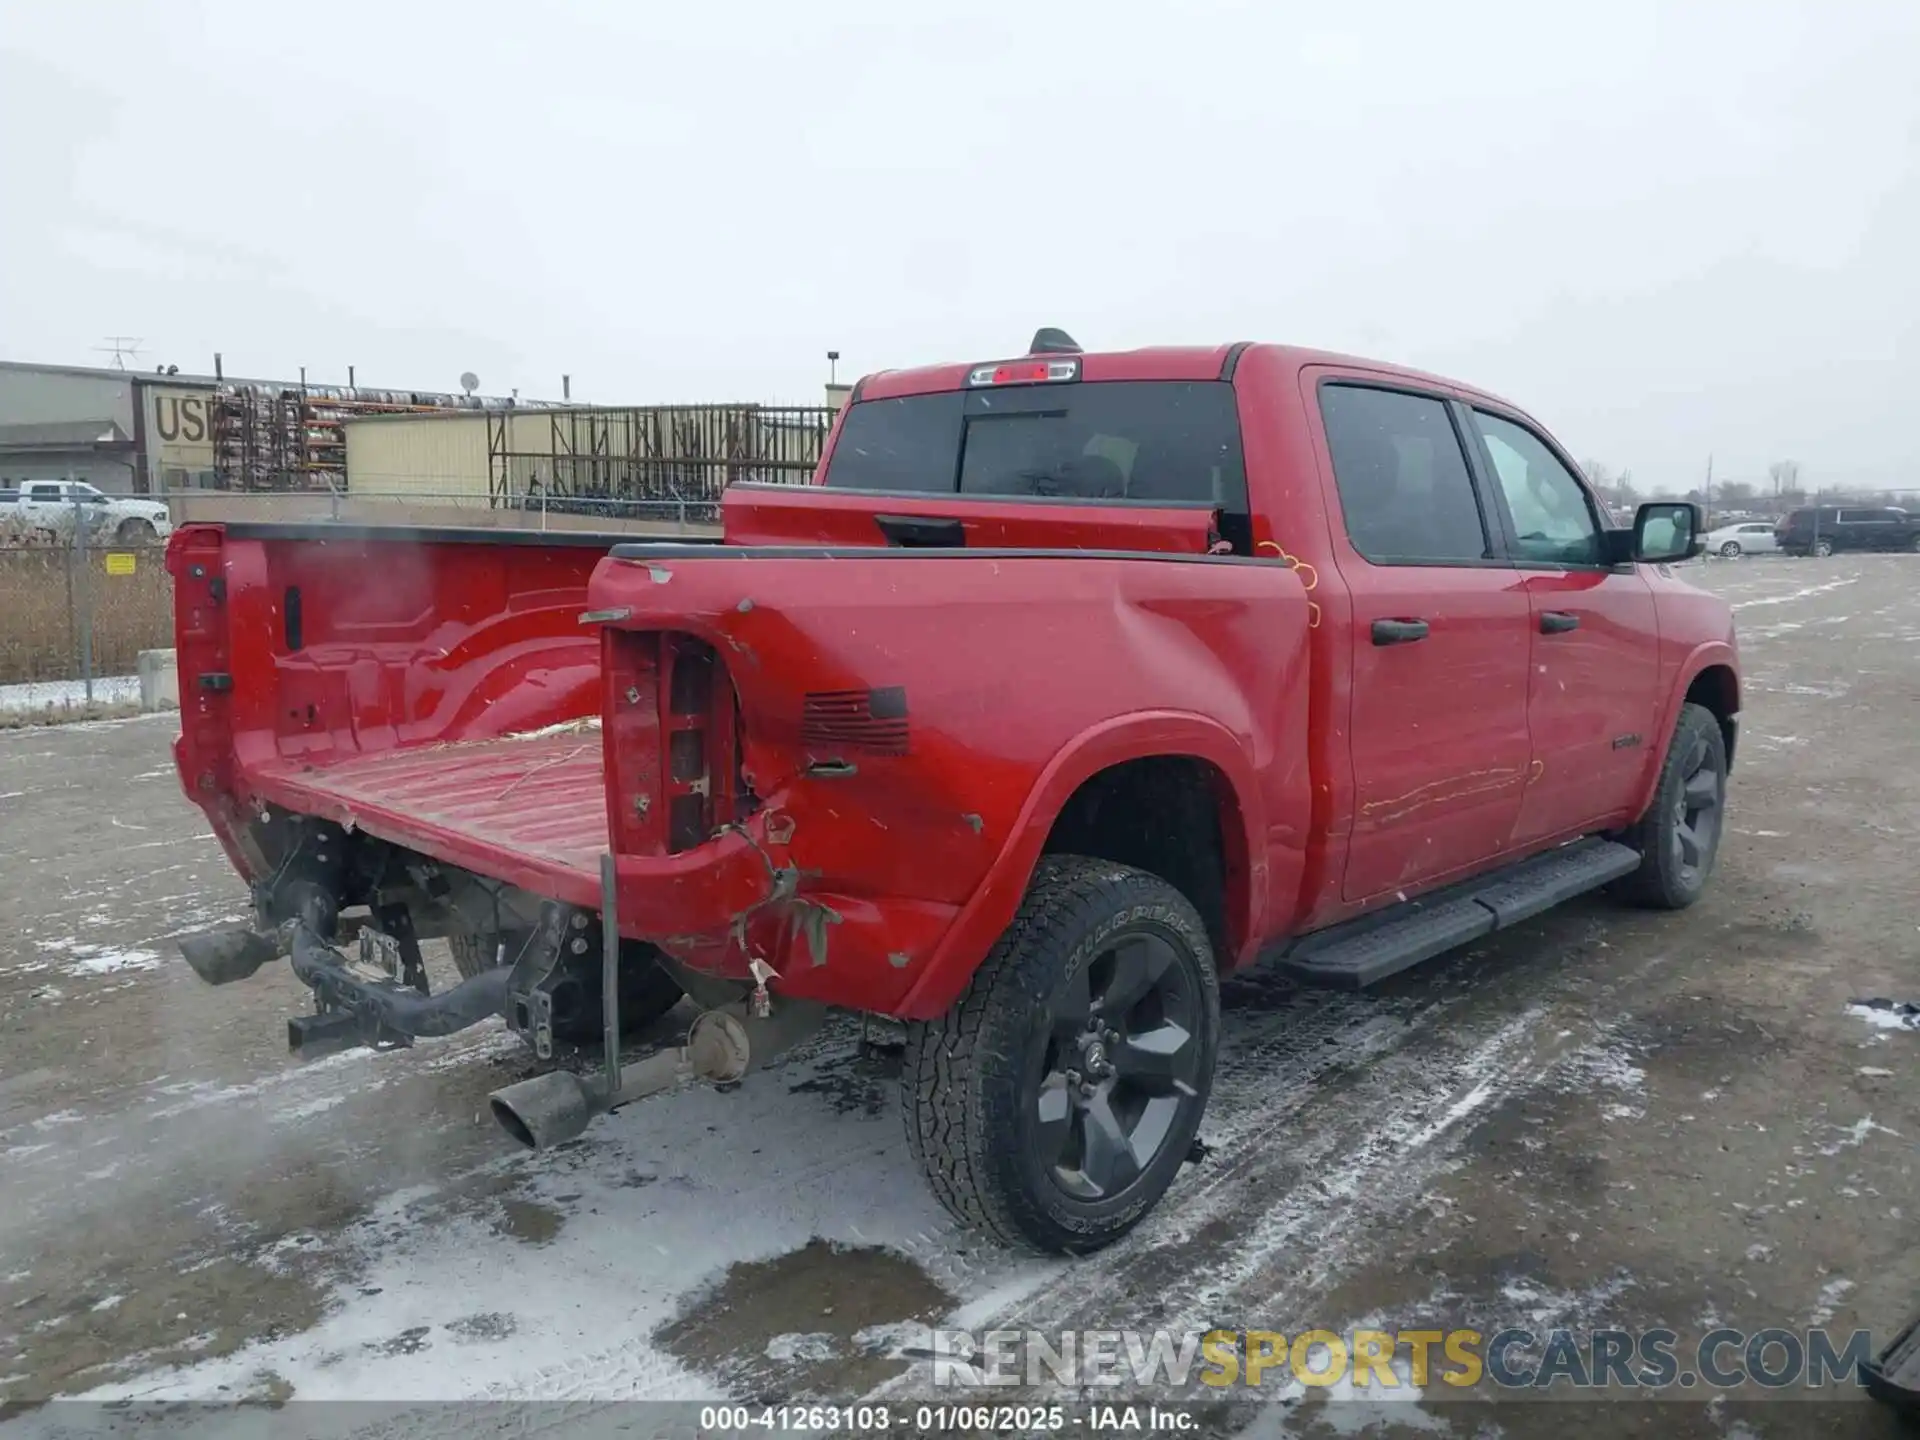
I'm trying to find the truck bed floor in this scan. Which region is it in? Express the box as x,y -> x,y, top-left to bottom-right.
248,731 -> 608,903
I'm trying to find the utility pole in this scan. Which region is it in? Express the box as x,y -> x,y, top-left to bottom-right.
1703,454 -> 1714,526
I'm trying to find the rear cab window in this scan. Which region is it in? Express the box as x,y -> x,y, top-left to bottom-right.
821,380 -> 1251,549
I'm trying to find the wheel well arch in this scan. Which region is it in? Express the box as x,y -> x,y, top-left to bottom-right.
1683,663 -> 1740,768
1041,754 -> 1250,968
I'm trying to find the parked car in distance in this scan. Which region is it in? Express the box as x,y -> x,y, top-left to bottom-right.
1775,505 -> 1920,557
9,480 -> 172,544
1704,521 -> 1780,557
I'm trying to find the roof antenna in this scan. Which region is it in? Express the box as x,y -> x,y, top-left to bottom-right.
1029,327 -> 1081,355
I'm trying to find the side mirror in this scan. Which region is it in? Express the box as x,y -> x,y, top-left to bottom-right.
1627,501 -> 1703,564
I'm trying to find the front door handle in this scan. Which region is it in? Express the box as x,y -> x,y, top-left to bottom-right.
1371,618 -> 1430,646
1539,611 -> 1580,634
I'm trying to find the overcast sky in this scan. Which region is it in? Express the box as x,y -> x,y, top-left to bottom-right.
3,0 -> 1916,493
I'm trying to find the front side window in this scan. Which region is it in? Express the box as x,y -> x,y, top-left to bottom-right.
1473,411 -> 1604,566
1317,384 -> 1490,564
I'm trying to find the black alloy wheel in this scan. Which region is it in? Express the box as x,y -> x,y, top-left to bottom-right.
1030,929 -> 1205,1202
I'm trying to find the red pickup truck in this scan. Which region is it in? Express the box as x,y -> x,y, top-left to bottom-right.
168,332 -> 1739,1253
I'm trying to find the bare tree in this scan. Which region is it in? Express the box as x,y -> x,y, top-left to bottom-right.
1581,460 -> 1642,511
1717,480 -> 1756,506
1768,459 -> 1801,497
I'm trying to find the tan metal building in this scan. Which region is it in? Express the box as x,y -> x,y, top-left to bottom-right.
344,395 -> 842,510
343,410 -> 491,502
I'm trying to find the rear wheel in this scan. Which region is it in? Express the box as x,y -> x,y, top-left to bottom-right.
1908,533 -> 1920,553
1615,702 -> 1727,910
904,856 -> 1219,1254
449,927 -> 683,1040
1719,541 -> 1742,558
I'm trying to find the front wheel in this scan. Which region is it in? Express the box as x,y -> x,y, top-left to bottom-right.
903,856 -> 1220,1254
1614,702 -> 1728,910
1719,541 -> 1742,558
115,517 -> 158,543
1908,533 -> 1920,553
1812,538 -> 1835,558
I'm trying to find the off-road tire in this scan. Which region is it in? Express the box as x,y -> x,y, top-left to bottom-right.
903,856 -> 1220,1254
1614,702 -> 1727,910
449,928 -> 683,1041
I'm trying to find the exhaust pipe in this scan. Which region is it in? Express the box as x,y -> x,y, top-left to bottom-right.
487,1001 -> 825,1150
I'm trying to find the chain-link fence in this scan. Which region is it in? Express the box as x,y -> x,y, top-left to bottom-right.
0,541 -> 172,692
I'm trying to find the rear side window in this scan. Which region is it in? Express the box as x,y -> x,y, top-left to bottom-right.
1318,384 -> 1491,564
822,381 -> 1248,514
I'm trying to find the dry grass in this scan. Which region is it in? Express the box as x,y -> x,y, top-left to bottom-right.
0,546 -> 173,685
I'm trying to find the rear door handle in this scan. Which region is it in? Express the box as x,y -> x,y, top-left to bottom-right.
1371,618 -> 1430,646
1539,611 -> 1580,634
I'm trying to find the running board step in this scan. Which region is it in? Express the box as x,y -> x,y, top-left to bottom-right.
1866,1307 -> 1920,1417
1278,839 -> 1641,989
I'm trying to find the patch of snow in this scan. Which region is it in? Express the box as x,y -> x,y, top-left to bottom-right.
277,1093 -> 352,1123
764,1332 -> 839,1363
1859,1067 -> 1894,1078
90,1294 -> 125,1313
853,1319 -> 933,1358
1817,1116 -> 1901,1156
1731,577 -> 1859,611
0,675 -> 141,715
62,946 -> 164,977
1810,1278 -> 1855,1326
505,715 -> 601,741
1849,1002 -> 1918,1033
72,1037 -> 1035,1404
